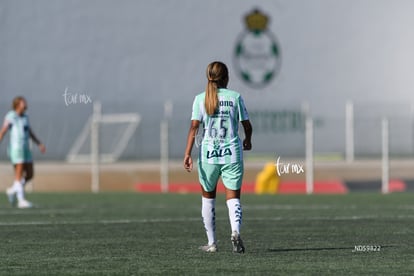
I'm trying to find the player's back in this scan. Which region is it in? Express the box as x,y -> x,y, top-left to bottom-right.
193,88 -> 249,164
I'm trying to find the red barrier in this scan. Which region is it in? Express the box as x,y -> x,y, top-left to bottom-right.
135,181 -> 348,194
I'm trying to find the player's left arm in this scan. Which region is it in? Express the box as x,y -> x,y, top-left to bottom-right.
29,127 -> 46,153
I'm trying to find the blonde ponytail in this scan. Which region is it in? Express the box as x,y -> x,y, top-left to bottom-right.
205,80 -> 218,116
204,61 -> 229,116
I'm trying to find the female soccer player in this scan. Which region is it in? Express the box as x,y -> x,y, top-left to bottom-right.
184,61 -> 253,253
0,96 -> 46,208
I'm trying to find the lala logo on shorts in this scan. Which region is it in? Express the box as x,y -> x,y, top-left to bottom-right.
234,8 -> 281,88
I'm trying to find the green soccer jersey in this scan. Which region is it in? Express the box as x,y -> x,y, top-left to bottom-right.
191,88 -> 249,164
3,110 -> 31,150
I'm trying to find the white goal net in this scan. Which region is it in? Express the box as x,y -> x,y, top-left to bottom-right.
66,103 -> 141,163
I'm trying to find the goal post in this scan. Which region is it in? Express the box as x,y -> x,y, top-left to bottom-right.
381,117 -> 389,194
67,101 -> 141,192
160,100 -> 173,193
91,102 -> 101,193
305,115 -> 314,195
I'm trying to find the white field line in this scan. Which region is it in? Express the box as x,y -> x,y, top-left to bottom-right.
245,205 -> 414,210
0,204 -> 412,216
0,209 -> 82,215
0,215 -> 413,227
243,205 -> 357,210
0,218 -> 200,226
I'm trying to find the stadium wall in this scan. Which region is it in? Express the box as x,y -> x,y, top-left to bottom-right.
1,0 -> 414,160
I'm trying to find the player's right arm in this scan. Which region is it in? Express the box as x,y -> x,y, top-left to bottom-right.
0,119 -> 10,144
237,94 -> 252,151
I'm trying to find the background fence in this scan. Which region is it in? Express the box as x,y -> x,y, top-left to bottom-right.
1,100 -> 414,162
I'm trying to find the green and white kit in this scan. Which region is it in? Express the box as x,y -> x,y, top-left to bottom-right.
191,88 -> 249,191
3,110 -> 32,164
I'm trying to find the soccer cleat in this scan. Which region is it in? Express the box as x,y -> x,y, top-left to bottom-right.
6,188 -> 17,207
17,199 -> 33,209
199,244 -> 218,253
231,231 -> 245,253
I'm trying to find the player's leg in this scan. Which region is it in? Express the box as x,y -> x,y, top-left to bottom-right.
17,162 -> 35,207
22,162 -> 34,185
11,163 -> 26,204
198,160 -> 220,252
6,146 -> 25,206
13,148 -> 33,208
225,188 -> 242,235
222,162 -> 245,253
6,162 -> 24,206
223,162 -> 244,234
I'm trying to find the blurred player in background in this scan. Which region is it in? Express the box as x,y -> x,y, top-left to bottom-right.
184,61 -> 252,253
0,96 -> 46,208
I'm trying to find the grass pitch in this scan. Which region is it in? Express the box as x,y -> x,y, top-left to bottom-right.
1,192 -> 414,275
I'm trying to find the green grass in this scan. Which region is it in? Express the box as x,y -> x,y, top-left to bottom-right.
1,193 -> 414,275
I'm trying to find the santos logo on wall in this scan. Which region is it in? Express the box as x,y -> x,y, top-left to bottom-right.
234,9 -> 281,89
